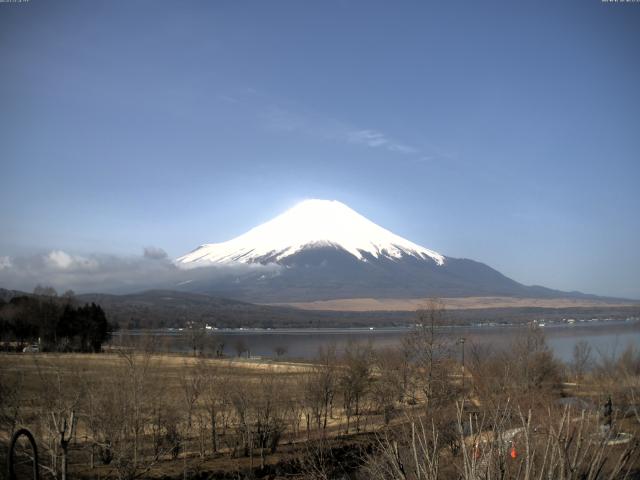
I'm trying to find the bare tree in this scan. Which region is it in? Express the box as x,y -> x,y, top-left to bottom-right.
365,416 -> 440,480
0,368 -> 24,436
510,325 -> 562,409
274,345 -> 288,359
466,341 -> 513,410
405,298 -> 453,409
233,338 -> 249,358
597,344 -> 640,426
178,360 -> 204,479
119,347 -> 152,472
299,438 -> 351,480
572,340 -> 593,381
179,362 -> 203,433
148,392 -> 181,462
225,369 -> 290,469
367,402 -> 639,480
200,361 -> 231,453
183,322 -> 206,357
253,372 -> 289,468
340,341 -> 373,434
228,376 -> 254,460
33,359 -> 83,480
203,334 -> 225,358
304,345 -> 337,434
84,342 -> 182,480
371,348 -> 406,425
87,338 -> 167,480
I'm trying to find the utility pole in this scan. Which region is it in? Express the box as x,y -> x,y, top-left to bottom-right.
458,337 -> 466,395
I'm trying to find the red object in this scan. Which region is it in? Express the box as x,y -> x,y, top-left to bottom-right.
510,443 -> 517,459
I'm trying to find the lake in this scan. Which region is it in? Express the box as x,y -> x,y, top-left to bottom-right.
111,318 -> 640,363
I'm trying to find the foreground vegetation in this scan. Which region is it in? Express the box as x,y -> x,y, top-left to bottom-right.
1,300 -> 639,479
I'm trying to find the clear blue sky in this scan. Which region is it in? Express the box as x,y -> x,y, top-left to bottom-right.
1,0 -> 639,298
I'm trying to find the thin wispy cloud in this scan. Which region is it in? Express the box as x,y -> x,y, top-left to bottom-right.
216,88 -> 422,156
217,94 -> 241,104
346,129 -> 417,154
261,107 -> 307,133
260,106 -> 419,155
215,88 -> 458,164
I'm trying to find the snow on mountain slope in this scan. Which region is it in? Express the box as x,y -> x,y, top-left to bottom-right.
176,199 -> 445,268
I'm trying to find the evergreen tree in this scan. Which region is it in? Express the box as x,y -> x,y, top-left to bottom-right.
0,294 -> 114,352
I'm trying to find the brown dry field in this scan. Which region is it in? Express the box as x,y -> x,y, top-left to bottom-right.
0,351 -> 314,381
3,351 -> 639,479
268,296 -> 637,311
0,352 -> 407,479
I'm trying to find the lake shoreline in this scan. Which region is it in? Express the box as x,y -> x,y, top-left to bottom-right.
110,318 -> 640,362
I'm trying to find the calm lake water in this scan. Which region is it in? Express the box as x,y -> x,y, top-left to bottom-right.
111,319 -> 640,363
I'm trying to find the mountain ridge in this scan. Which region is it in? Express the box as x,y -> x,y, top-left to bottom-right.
173,199 -> 625,303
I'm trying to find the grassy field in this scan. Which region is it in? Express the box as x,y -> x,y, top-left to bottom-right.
0,350 -> 396,479
270,295 -> 639,311
1,326 -> 639,480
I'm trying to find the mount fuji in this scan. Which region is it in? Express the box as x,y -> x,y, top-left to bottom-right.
177,199 -> 445,267
174,199 -> 593,303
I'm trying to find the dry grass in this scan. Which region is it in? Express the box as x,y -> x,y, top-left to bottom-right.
0,351 -> 312,376
2,330 -> 638,480
268,296 -> 637,312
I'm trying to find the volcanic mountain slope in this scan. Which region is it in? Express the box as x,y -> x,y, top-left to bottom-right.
178,199 -> 445,266
175,199 -> 601,303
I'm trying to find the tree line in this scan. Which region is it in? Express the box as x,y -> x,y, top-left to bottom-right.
0,286 -> 116,352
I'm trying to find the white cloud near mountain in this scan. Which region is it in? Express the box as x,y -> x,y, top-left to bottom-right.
0,256 -> 11,270
143,246 -> 168,260
0,249 -> 279,294
45,250 -> 99,270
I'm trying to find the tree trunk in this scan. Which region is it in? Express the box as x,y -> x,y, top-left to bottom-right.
210,409 -> 217,453
61,443 -> 68,480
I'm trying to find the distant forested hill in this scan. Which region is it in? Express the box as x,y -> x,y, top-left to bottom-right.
1,288 -> 638,330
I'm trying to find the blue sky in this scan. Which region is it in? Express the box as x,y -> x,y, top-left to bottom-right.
1,0 -> 639,298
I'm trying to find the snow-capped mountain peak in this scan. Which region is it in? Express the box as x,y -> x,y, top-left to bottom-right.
176,199 -> 445,267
